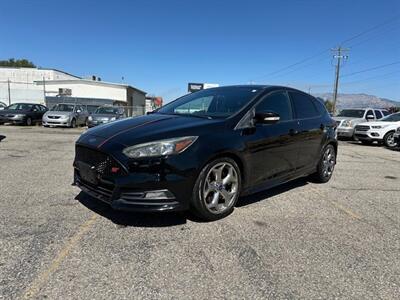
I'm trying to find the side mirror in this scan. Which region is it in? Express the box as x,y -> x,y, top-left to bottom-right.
366,114 -> 374,120
255,111 -> 280,124
76,109 -> 82,113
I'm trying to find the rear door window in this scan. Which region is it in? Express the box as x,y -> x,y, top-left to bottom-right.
289,92 -> 320,119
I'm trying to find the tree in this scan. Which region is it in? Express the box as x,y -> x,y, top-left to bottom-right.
0,58 -> 36,68
324,100 -> 334,113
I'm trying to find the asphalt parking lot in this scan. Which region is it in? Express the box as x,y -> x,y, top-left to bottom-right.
0,125 -> 399,299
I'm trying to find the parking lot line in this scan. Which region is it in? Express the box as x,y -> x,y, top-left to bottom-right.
22,214 -> 98,299
310,187 -> 362,220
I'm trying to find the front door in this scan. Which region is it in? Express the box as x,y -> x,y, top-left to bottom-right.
245,91 -> 299,186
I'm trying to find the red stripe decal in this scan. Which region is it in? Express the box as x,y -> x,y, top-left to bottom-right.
97,118 -> 167,149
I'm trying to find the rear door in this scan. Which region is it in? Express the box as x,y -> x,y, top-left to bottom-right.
32,105 -> 42,122
288,91 -> 325,172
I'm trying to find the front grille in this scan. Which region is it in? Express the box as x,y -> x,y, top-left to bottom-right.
75,176 -> 114,203
48,115 -> 61,119
355,125 -> 370,131
75,145 -> 126,177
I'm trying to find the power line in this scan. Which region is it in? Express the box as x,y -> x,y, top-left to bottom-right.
247,15 -> 400,83
251,49 -> 331,81
340,15 -> 400,46
340,61 -> 400,78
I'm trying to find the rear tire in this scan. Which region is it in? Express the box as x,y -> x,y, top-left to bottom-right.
312,144 -> 336,183
383,131 -> 396,148
190,157 -> 241,221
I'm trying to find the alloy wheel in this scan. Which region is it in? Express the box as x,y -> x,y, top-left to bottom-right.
322,147 -> 336,178
203,162 -> 239,214
385,133 -> 396,147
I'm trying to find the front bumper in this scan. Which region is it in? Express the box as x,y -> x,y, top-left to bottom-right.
87,119 -> 111,128
73,145 -> 198,212
337,127 -> 354,138
42,117 -> 70,127
0,116 -> 25,124
354,130 -> 384,141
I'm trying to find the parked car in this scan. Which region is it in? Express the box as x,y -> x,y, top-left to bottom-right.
87,106 -> 126,128
333,108 -> 389,139
73,85 -> 337,221
42,103 -> 89,128
354,112 -> 400,147
0,103 -> 48,125
0,101 -> 7,110
394,126 -> 400,149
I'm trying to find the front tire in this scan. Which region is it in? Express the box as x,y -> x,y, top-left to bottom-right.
383,131 -> 396,148
70,118 -> 76,128
312,144 -> 336,183
25,117 -> 32,126
190,158 -> 241,221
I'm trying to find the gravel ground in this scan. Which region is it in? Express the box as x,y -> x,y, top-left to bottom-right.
0,125 -> 399,299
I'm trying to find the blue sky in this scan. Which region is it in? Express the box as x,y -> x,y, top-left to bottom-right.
1,0 -> 399,101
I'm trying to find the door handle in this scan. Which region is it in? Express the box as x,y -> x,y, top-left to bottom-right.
289,129 -> 298,136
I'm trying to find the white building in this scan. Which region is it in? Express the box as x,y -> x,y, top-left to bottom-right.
0,67 -> 78,104
0,67 -> 147,114
35,79 -> 146,107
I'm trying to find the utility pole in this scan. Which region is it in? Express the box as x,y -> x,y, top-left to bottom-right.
331,47 -> 349,114
7,79 -> 11,105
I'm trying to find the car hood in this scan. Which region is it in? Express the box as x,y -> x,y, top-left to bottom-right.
91,114 -> 117,118
0,109 -> 30,115
333,117 -> 364,122
45,111 -> 72,117
79,113 -> 224,149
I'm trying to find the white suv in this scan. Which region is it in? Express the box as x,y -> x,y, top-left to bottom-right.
333,108 -> 389,139
354,112 -> 400,147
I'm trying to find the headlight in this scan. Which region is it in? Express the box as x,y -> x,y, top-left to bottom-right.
110,117 -> 116,121
88,116 -> 93,121
123,136 -> 198,158
13,114 -> 24,118
342,120 -> 352,127
60,115 -> 69,119
371,125 -> 387,129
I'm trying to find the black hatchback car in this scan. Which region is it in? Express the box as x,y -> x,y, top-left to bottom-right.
74,85 -> 337,220
0,103 -> 48,125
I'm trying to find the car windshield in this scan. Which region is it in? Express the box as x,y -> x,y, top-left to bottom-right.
51,104 -> 75,112
380,113 -> 400,122
95,107 -> 122,114
337,109 -> 365,118
7,103 -> 34,111
157,87 -> 262,118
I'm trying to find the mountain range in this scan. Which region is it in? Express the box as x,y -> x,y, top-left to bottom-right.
313,93 -> 400,110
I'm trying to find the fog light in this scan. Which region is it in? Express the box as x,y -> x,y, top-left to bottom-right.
144,190 -> 174,199
371,132 -> 379,137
